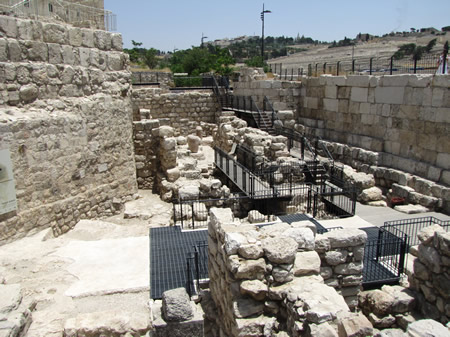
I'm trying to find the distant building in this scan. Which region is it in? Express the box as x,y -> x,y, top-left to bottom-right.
0,0 -> 115,30
211,35 -> 258,47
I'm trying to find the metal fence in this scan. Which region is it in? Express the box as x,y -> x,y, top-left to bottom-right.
186,241 -> 209,297
270,53 -> 445,79
382,216 -> 450,248
363,228 -> 407,288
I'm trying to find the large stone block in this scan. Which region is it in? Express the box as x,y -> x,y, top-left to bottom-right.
0,16 -> 17,38
351,87 -> 369,103
375,87 -> 405,104
43,22 -> 67,44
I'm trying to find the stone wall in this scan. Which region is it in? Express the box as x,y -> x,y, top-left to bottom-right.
234,68 -> 301,112
408,225 -> 450,324
0,15 -> 137,243
297,75 -> 450,186
132,88 -> 221,136
207,207 -> 372,337
316,229 -> 366,310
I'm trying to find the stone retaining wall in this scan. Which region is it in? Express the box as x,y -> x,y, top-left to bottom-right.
298,74 -> 450,186
132,88 -> 221,136
0,15 -> 137,243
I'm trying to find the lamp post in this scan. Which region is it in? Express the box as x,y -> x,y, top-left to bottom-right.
261,3 -> 271,60
201,33 -> 208,48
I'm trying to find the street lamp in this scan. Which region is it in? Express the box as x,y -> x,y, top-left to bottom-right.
261,3 -> 271,60
201,33 -> 208,48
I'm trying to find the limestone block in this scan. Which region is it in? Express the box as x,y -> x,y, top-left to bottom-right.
81,28 -> 95,47
62,45 -> 76,65
282,227 -> 315,251
108,52 -> 124,71
0,38 -> 7,62
351,87 -> 369,103
325,250 -> 348,266
19,84 -> 38,103
187,135 -> 201,153
347,75 -> 370,87
248,210 -> 265,223
224,232 -> 248,255
178,185 -> 199,201
262,236 -> 298,264
111,33 -> 123,51
309,322 -> 338,337
162,288 -> 194,322
8,40 -> 21,62
209,208 -> 234,228
358,186 -> 383,203
293,251 -> 321,276
166,167 -> 180,182
324,229 -> 367,249
94,30 -> 112,50
235,258 -> 266,279
0,16 -> 17,38
375,87 -> 405,104
380,285 -> 415,314
43,22 -> 67,44
240,280 -> 268,301
406,319 -> 449,337
233,297 -> 264,318
323,98 -> 339,112
238,243 -> 264,260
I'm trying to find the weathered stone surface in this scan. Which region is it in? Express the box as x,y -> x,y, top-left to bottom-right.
359,186 -> 383,202
272,265 -> 294,283
64,310 -> 150,337
406,319 -> 450,337
187,135 -> 201,153
309,322 -> 339,337
381,285 -> 415,314
324,229 -> 367,248
248,210 -> 265,223
224,232 -> 248,255
337,312 -> 373,337
233,297 -> 264,318
325,250 -> 348,265
293,251 -> 321,276
418,244 -> 441,273
282,227 -> 315,251
375,328 -> 407,337
0,284 -> 22,314
238,243 -> 264,260
19,84 -> 38,103
359,290 -> 394,317
368,312 -> 396,329
262,236 -> 298,264
178,185 -> 199,200
240,280 -> 268,301
162,288 -> 194,322
417,224 -> 446,245
235,258 -> 266,279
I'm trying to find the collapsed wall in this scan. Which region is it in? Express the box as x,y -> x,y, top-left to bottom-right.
0,15 -> 137,243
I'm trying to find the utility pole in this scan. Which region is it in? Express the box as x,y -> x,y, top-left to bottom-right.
201,33 -> 208,48
260,4 -> 271,60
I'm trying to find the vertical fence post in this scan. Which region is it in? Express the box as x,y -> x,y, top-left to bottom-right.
313,193 -> 318,218
315,63 -> 318,77
337,61 -> 340,76
194,248 -> 200,292
191,202 -> 194,229
180,199 -> 184,229
352,59 -> 355,73
369,58 -> 373,75
390,56 -> 394,75
413,58 -> 417,74
291,68 -> 294,81
323,62 -> 326,75
443,46 -> 448,75
186,257 -> 192,297
284,68 -> 287,80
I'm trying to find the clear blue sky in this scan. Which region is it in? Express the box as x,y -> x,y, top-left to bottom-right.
104,0 -> 450,52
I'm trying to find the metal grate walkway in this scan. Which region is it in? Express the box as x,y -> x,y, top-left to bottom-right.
149,226 -> 207,299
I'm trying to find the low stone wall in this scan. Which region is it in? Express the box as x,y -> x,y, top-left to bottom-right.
408,225 -> 450,324
207,207 -> 372,337
0,15 -> 137,243
132,88 -> 221,136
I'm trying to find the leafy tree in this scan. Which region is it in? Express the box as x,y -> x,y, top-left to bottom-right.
393,39 -> 437,60
142,48 -> 159,69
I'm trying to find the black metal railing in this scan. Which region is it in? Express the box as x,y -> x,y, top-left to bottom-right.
270,52 -> 445,79
363,228 -> 407,288
186,241 -> 209,297
382,216 -> 450,249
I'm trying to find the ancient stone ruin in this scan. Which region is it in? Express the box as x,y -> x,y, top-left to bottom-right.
0,12 -> 449,337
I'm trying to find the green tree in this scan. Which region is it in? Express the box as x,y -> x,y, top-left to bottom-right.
142,48 -> 159,69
